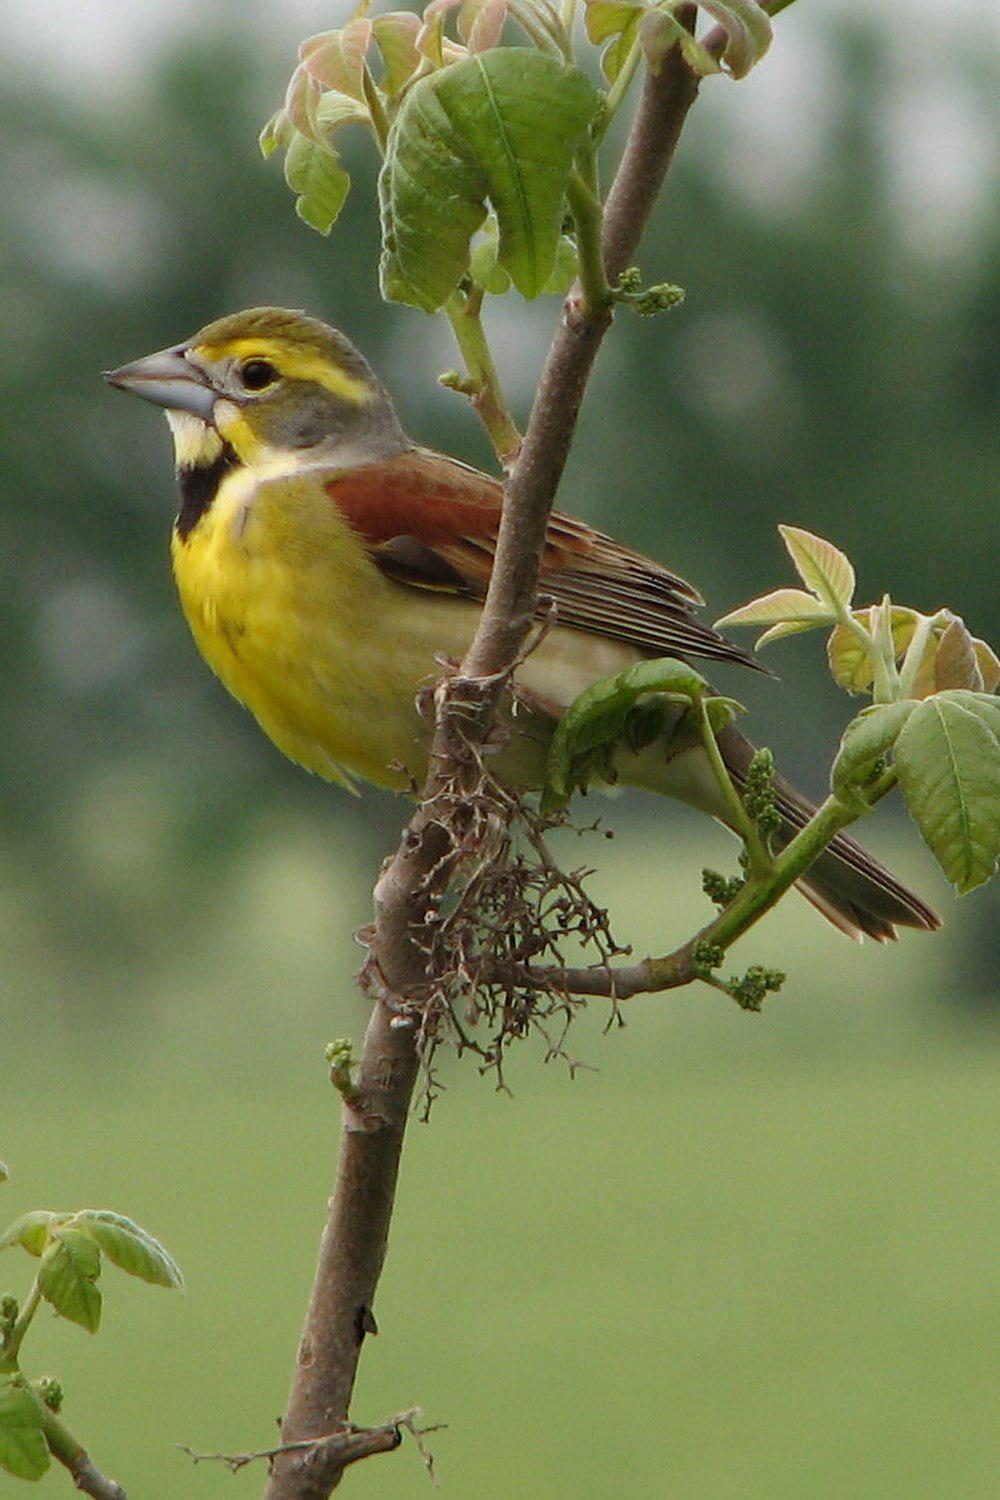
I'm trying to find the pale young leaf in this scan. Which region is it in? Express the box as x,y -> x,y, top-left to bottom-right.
715,587 -> 834,630
827,606 -> 920,693
300,19 -> 374,101
284,63 -> 324,144
372,11 -> 422,97
754,619 -> 828,649
423,0 -> 508,54
0,1210 -> 62,1257
316,90 -> 371,134
974,638 -> 1000,693
640,9 -> 721,77
416,11 -> 469,66
778,525 -> 855,612
698,0 -> 773,78
258,107 -> 294,159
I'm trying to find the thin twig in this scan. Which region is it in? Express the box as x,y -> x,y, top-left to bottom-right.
181,1423 -> 402,1476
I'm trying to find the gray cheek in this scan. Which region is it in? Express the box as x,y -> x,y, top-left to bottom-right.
288,410 -> 336,447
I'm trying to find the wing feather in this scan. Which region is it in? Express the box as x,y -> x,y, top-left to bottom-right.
326,447 -> 760,672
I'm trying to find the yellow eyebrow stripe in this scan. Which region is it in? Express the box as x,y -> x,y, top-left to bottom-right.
194,337 -> 371,403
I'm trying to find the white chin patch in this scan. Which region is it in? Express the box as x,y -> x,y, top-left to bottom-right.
166,410 -> 223,467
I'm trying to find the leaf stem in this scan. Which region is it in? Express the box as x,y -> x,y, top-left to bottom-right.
696,794 -> 858,954
362,67 -> 390,153
841,609 -> 898,704
603,38 -> 645,127
898,609 -> 946,698
4,1274 -> 41,1367
696,700 -> 771,876
444,287 -> 522,464
566,170 -> 612,312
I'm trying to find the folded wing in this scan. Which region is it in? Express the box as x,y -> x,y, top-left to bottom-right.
326,447 -> 763,672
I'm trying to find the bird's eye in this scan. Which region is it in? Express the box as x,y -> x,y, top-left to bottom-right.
239,359 -> 278,392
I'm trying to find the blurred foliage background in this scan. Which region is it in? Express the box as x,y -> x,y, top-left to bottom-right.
2,2 -> 998,1496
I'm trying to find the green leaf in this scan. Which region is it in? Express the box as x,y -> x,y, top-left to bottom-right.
544,657 -> 710,811
379,49 -> 599,311
468,214 -> 513,293
425,0 -> 509,54
0,1384 -> 49,1481
38,1230 -> 102,1334
70,1212 -> 184,1291
831,701 -> 916,795
0,1212 -> 62,1258
284,131 -> 351,235
895,696 -> 1000,894
778,526 -> 855,613
542,233 -> 580,294
586,2 -> 645,82
936,689 -> 1000,742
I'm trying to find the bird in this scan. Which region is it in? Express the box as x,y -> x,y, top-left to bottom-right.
105,306 -> 939,942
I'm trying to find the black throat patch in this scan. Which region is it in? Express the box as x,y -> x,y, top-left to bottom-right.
175,442 -> 240,541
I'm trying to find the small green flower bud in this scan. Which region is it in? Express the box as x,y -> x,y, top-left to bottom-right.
38,1376 -> 63,1412
701,869 -> 744,907
693,940 -> 724,971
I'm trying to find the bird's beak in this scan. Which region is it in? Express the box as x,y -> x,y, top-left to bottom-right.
104,346 -> 218,421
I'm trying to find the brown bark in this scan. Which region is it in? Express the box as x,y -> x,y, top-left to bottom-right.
266,39 -> 702,1500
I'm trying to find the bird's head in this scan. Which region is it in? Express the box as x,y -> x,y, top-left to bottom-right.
105,307 -> 407,471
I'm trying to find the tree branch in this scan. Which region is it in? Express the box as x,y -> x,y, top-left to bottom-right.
267,36 -> 704,1500
38,1407 -> 127,1500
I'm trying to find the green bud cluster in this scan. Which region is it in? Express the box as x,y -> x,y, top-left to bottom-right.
693,940 -> 724,972
742,748 -> 782,841
324,1038 -> 354,1070
37,1375 -> 63,1412
729,965 -> 786,1012
0,1293 -> 18,1341
702,868 -> 745,907
613,267 -> 685,317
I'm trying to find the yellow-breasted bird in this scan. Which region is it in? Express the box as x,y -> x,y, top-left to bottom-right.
106,307 -> 939,941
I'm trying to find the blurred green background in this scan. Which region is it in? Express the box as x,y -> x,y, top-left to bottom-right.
2,2 -> 998,1495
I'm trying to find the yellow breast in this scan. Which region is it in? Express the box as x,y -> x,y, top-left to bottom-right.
170,462 -> 477,790
169,460 -> 640,796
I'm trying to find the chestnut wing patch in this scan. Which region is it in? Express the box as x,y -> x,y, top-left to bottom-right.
325,448 -> 761,671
